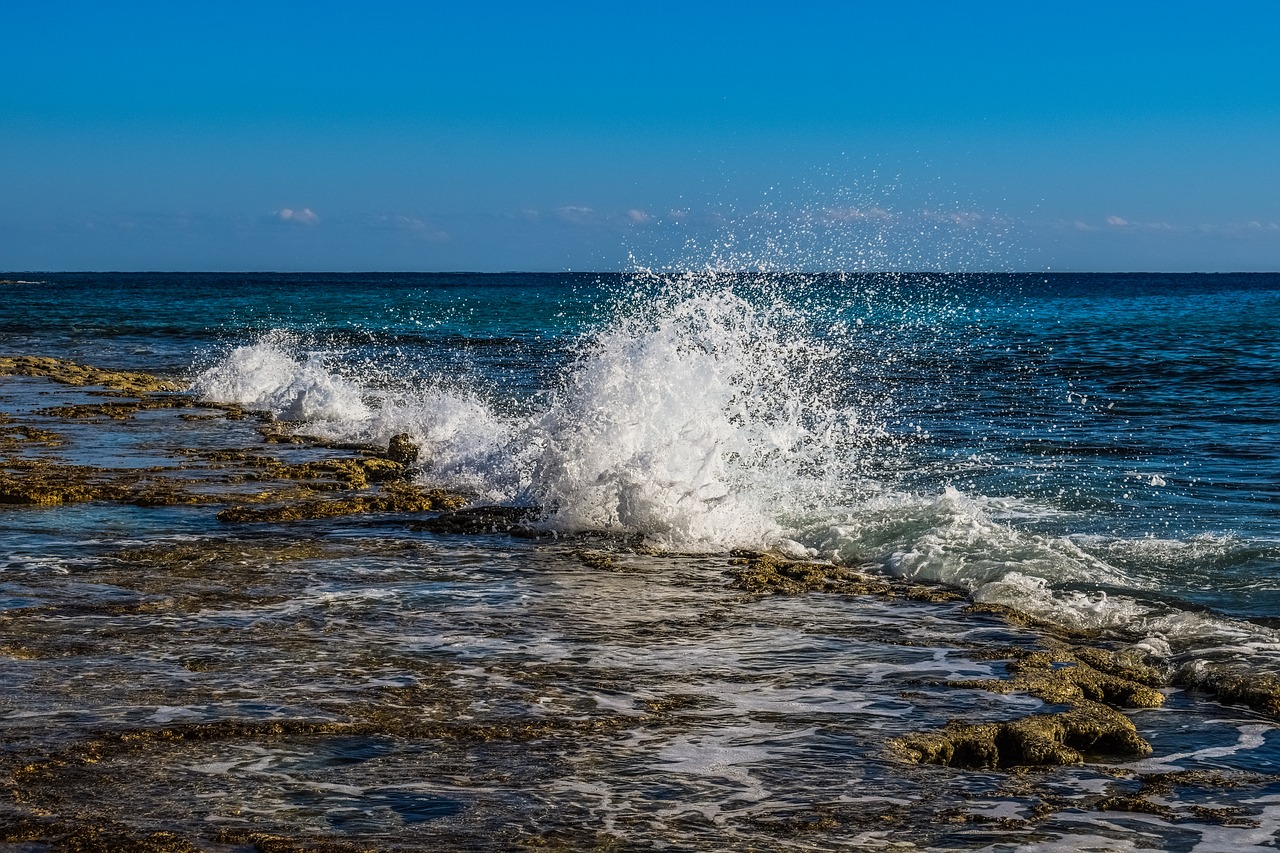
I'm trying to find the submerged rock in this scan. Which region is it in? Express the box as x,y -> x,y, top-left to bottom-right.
412,504 -> 542,536
36,397 -> 190,420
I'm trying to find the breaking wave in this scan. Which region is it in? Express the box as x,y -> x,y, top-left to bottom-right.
191,272 -> 1280,677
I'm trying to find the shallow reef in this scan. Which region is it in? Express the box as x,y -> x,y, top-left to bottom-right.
0,357 -> 463,521
0,355 -> 181,395
2,357 -> 1280,850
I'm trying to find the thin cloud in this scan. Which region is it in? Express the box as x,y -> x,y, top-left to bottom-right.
555,206 -> 596,224
921,209 -> 986,227
370,214 -> 450,242
626,208 -> 653,225
276,207 -> 319,225
1105,215 -> 1129,227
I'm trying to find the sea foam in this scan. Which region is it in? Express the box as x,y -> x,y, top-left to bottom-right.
191,273 -> 1280,675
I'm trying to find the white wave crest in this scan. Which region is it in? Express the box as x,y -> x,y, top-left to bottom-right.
192,336 -> 371,424
522,288 -> 858,549
188,279 -> 1280,675
192,282 -> 867,550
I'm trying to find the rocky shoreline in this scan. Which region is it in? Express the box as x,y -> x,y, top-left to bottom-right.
1,356 -> 1278,850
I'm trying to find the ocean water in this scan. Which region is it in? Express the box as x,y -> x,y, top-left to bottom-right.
3,270 -> 1280,849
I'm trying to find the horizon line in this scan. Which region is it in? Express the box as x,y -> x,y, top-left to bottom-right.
4,269 -> 1278,276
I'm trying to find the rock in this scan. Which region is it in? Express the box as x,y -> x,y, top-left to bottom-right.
412,505 -> 541,536
1197,671 -> 1280,718
386,433 -> 420,466
0,356 -> 179,394
728,551 -> 894,596
891,701 -> 1152,769
217,483 -> 464,523
950,648 -> 1166,710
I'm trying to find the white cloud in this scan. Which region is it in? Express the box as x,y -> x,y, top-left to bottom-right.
276,207 -> 319,225
626,208 -> 653,224
1105,215 -> 1128,227
555,205 -> 596,224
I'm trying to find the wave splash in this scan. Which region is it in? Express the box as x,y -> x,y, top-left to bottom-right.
191,272 -> 1280,676
193,276 -> 874,547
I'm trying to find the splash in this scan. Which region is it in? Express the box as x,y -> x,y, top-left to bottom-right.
193,331 -> 371,423
519,276 -> 869,549
190,270 -> 1280,679
193,274 -> 877,549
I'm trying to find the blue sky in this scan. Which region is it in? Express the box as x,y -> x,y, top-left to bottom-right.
2,1 -> 1277,272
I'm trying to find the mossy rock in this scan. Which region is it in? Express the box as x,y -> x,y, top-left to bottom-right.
217,484 -> 465,523
892,701 -> 1151,769
950,648 -> 1165,710
0,355 -> 179,394
728,551 -> 893,596
1200,672 -> 1280,718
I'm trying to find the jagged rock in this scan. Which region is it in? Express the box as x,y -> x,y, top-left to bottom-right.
412,505 -> 541,536
385,433 -> 420,466
891,700 -> 1151,769
0,355 -> 179,394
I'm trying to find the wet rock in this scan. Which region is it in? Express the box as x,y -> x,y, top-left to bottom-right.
1197,671 -> 1280,718
0,819 -> 203,853
0,355 -> 180,394
178,449 -> 407,489
0,468 -> 120,506
258,456 -> 406,489
0,423 -> 62,450
0,458 -> 218,508
950,648 -> 1166,710
35,397 -> 190,420
892,643 -> 1166,769
413,505 -> 542,536
728,551 -> 895,596
574,549 -> 618,570
1072,646 -> 1168,688
891,700 -> 1151,769
385,432 -> 420,466
216,483 -> 465,523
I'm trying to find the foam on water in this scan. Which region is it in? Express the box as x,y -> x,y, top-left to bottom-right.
195,275 -> 873,549
517,281 -> 865,549
193,331 -> 372,424
191,271 -> 1280,676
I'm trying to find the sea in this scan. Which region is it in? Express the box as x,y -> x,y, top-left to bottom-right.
2,270 -> 1280,850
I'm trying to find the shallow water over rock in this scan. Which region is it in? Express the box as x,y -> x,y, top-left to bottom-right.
1,372 -> 1279,850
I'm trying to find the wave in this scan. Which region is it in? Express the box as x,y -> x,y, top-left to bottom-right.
191,273 -> 1280,678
